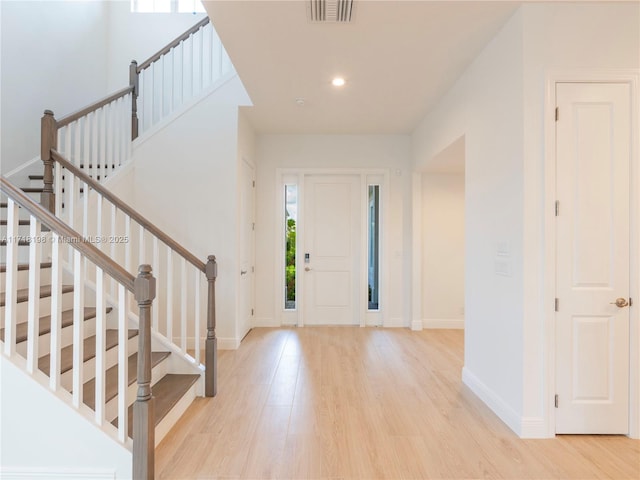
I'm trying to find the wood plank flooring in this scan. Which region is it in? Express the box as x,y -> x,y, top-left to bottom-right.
156,327 -> 640,479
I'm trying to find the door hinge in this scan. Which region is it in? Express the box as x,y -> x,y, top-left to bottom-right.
555,107 -> 559,121
252,222 -> 255,231
555,298 -> 559,312
251,308 -> 254,316
630,298 -> 633,307
554,394 -> 559,408
252,180 -> 255,187
251,266 -> 255,273
555,200 -> 559,216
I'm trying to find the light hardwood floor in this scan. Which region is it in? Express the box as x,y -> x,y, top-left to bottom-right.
157,328 -> 639,479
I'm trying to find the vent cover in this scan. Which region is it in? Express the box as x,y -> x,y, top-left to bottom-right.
308,0 -> 354,23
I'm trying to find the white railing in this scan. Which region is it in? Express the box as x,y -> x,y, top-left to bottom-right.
1,176 -> 140,445
50,151 -> 216,374
133,17 -> 232,136
56,88 -> 134,181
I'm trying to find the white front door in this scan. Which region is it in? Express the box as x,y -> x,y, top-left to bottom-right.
239,160 -> 255,340
555,82 -> 631,434
303,175 -> 360,325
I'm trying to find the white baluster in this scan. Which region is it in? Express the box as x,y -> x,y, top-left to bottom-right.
170,48 -> 175,114
54,162 -> 62,217
159,55 -> 164,119
95,266 -> 105,425
105,103 -> 113,176
72,250 -> 84,408
49,233 -> 62,390
96,195 -> 103,251
198,26 -> 204,94
194,269 -> 201,363
138,225 -> 145,265
110,204 -> 117,296
124,215 -> 131,272
152,237 -> 159,331
84,112 -> 92,180
68,170 -> 76,229
26,216 -> 41,372
166,247 -> 173,343
99,106 -> 107,181
65,123 -> 72,165
117,284 -> 128,442
83,181 -> 89,239
151,60 -> 157,126
180,41 -> 185,106
139,69 -> 146,133
3,200 -> 19,356
113,99 -> 120,169
181,257 -> 187,352
91,110 -> 99,180
74,119 -> 82,169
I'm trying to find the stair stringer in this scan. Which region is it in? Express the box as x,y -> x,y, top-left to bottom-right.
0,353 -> 132,479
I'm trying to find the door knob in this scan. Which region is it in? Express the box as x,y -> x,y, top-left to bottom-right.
610,297 -> 629,308
240,270 -> 247,275
305,267 -> 312,272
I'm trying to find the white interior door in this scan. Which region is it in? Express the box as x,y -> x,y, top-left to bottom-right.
303,175 -> 360,325
239,160 -> 255,340
555,82 -> 631,434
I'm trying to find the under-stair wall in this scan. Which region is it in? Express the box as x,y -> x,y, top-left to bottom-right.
126,74 -> 252,349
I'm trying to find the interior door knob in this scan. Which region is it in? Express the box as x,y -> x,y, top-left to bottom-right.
305,267 -> 312,272
610,297 -> 629,308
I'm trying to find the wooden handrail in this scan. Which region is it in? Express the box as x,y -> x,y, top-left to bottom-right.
0,176 -> 136,291
50,150 -> 207,273
57,86 -> 134,128
137,17 -> 210,72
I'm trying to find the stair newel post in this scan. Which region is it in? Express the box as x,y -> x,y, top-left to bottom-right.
40,110 -> 57,213
133,264 -> 156,480
205,255 -> 218,397
130,60 -> 139,140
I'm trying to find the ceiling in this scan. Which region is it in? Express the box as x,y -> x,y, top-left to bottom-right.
204,1 -> 520,135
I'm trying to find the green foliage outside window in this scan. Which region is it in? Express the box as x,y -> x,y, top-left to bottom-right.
286,218 -> 296,301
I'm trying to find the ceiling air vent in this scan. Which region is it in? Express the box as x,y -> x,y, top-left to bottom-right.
308,0 -> 355,23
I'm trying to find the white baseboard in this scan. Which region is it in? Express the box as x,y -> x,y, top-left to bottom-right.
411,319 -> 423,331
520,416 -> 550,438
461,366 -> 521,436
253,317 -> 279,327
423,318 -> 464,329
218,337 -> 240,350
0,467 -> 115,479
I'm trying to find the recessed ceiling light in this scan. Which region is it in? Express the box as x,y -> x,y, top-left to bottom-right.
295,98 -> 305,106
332,77 -> 346,87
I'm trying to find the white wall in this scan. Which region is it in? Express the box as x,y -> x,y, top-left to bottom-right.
129,74 -> 251,348
520,2 -> 640,435
254,134 -> 411,328
1,356 -> 132,478
412,2 -> 640,438
105,1 -> 207,91
0,0 -> 109,175
412,8 -> 526,433
421,173 -> 464,327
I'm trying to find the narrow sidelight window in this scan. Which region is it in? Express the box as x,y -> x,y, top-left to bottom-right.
368,185 -> 380,310
284,185 -> 298,310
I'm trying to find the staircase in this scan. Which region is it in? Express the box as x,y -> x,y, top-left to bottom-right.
1,16 -> 230,479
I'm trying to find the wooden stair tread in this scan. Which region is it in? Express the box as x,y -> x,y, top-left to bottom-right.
21,187 -> 44,193
28,175 -> 44,181
0,307 -> 109,344
0,203 -> 7,208
0,284 -> 73,307
83,351 -> 171,409
39,329 -> 138,376
112,373 -> 200,437
0,240 -> 30,246
0,262 -> 52,273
